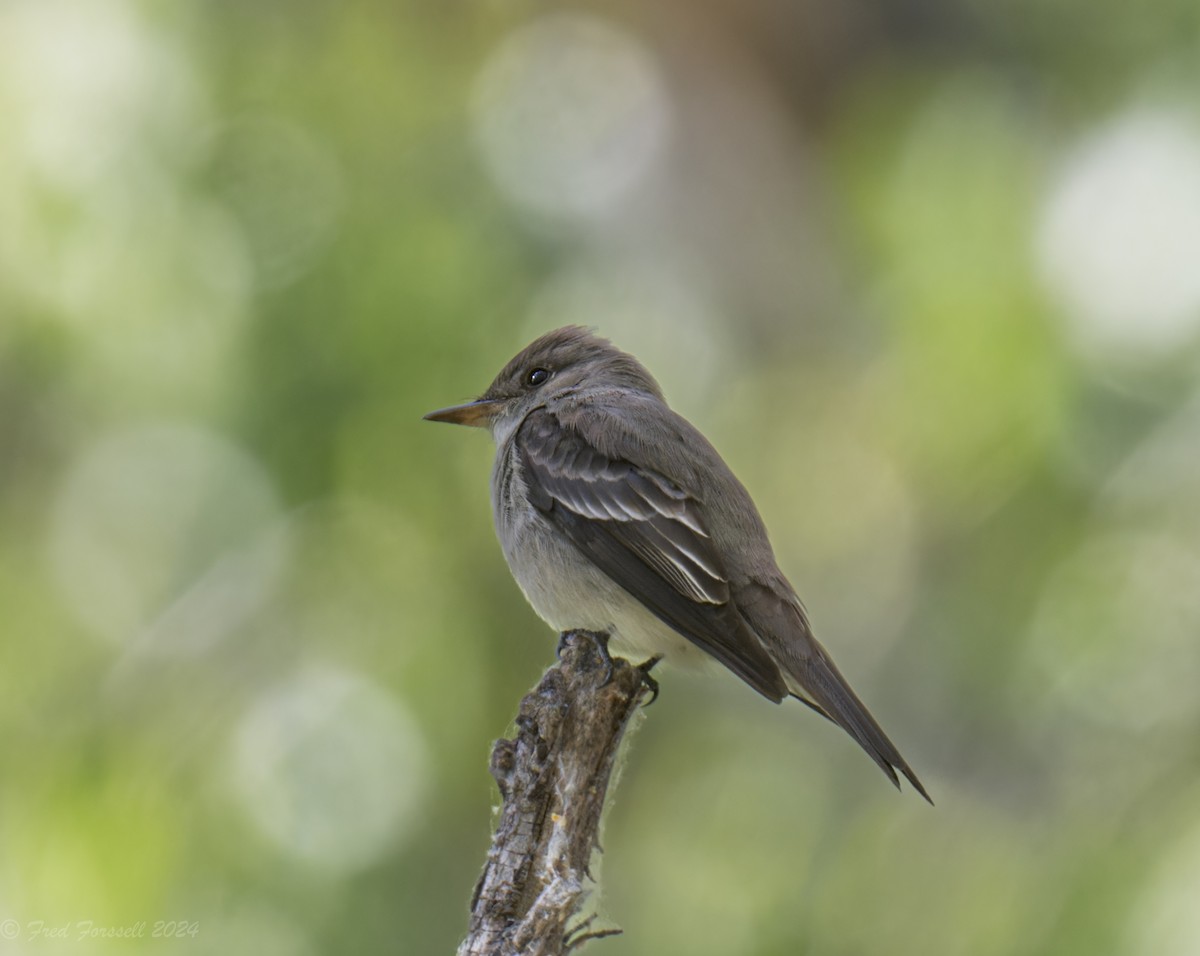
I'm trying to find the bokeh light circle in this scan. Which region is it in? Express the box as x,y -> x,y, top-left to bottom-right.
1031,531 -> 1200,729
47,423 -> 286,652
1037,109 -> 1200,360
228,666 -> 429,875
471,13 -> 671,221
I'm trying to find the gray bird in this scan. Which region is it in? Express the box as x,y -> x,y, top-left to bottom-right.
424,326 -> 929,801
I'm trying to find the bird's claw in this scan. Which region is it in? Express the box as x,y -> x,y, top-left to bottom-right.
637,655 -> 663,705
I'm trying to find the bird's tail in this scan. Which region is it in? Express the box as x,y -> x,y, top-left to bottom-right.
735,580 -> 931,802
786,647 -> 932,804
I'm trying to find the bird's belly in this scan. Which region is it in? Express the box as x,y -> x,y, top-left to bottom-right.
499,508 -> 707,666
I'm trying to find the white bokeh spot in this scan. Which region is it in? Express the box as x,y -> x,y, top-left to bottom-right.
229,666 -> 429,874
471,13 -> 670,221
1037,109 -> 1200,359
48,423 -> 286,653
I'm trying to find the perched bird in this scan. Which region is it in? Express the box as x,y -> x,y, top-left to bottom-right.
424,326 -> 929,801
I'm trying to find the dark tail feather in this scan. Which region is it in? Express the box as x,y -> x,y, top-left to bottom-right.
790,653 -> 932,805
732,581 -> 931,802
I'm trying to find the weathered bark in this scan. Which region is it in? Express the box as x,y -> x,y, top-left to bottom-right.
457,632 -> 652,956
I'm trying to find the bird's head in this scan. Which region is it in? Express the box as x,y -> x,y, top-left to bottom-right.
423,326 -> 663,436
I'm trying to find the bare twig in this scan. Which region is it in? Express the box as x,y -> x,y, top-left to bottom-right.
457,632 -> 652,956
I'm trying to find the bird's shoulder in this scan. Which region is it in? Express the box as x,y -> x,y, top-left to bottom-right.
515,397 -> 702,532
533,387 -> 716,488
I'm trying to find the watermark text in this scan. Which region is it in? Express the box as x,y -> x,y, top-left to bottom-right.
1,919 -> 200,941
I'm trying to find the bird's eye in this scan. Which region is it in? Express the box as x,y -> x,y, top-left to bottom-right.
526,367 -> 550,387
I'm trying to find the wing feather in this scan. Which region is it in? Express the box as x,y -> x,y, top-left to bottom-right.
517,408 -> 786,701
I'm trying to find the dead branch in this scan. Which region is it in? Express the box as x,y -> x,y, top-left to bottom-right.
457,632 -> 651,956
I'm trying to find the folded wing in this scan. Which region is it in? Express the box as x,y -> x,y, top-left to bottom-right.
518,407 -> 787,702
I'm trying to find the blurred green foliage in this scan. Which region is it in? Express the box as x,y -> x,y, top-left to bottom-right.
2,0 -> 1200,953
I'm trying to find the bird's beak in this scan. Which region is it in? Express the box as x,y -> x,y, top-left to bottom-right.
422,398 -> 503,428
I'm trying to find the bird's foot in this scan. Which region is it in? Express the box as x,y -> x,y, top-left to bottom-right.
558,630 -> 615,686
637,655 -> 663,705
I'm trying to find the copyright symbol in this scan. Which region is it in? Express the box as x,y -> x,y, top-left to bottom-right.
0,919 -> 20,940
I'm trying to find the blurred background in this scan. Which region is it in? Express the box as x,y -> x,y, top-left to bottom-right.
2,0 -> 1200,953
